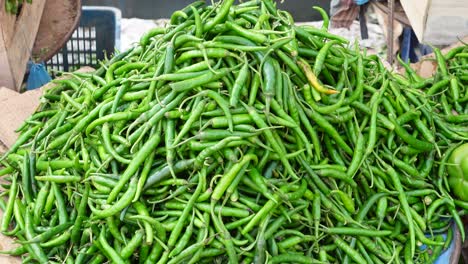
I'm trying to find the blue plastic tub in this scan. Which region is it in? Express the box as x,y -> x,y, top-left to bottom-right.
420,222 -> 462,263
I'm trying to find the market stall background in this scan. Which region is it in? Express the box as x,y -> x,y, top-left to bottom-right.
82,0 -> 330,21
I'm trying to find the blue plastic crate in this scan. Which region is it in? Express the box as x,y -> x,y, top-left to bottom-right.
45,6 -> 121,75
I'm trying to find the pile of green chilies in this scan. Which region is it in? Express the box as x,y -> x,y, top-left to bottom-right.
0,0 -> 467,263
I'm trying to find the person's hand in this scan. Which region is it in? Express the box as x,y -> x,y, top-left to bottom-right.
354,0 -> 369,5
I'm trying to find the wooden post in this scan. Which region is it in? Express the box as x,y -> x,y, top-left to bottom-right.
387,0 -> 394,64
0,0 -> 47,91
